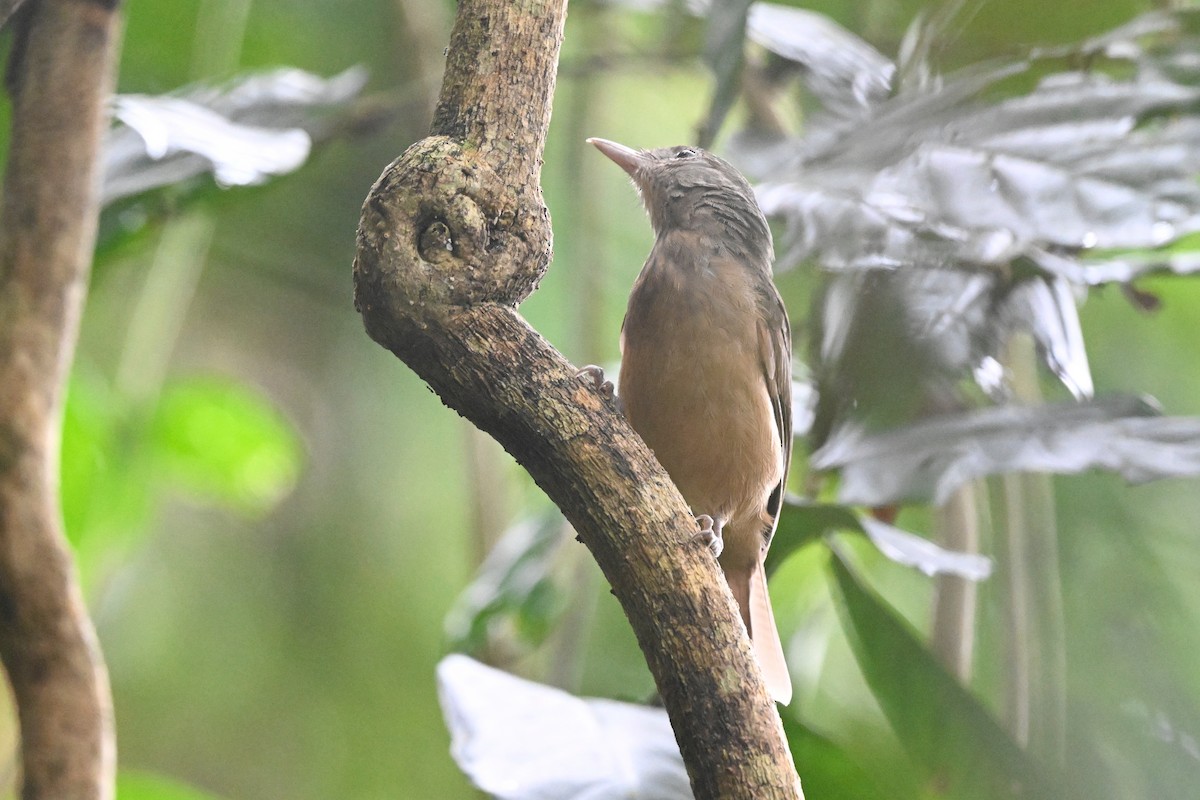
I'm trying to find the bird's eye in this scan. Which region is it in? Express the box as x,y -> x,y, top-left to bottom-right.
674,148 -> 698,159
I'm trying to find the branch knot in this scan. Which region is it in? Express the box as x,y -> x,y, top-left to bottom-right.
353,135 -> 552,350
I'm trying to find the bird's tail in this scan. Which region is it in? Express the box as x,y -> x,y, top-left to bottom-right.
750,559 -> 792,705
727,561 -> 793,705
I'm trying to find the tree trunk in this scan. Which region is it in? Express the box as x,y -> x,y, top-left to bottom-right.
0,1 -> 123,798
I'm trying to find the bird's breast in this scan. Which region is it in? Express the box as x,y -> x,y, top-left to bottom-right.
618,235 -> 782,561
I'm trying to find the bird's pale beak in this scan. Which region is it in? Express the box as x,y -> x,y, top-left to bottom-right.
586,137 -> 645,177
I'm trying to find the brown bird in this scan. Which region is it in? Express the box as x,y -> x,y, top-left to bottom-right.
587,137 -> 793,704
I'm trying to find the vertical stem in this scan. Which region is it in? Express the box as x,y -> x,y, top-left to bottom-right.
542,519 -> 597,691
998,334 -> 1067,758
929,483 -> 979,681
114,215 -> 213,404
996,471 -> 1032,745
559,1 -> 609,364
463,426 -> 511,565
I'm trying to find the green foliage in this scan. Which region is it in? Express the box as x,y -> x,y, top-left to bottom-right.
444,510 -> 570,656
767,501 -> 858,574
62,372 -> 301,580
61,370 -> 154,561
117,770 -> 226,800
40,0 -> 1200,798
829,544 -> 1073,799
148,378 -> 301,514
783,716 -> 899,800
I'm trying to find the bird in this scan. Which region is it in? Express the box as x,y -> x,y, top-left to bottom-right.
586,137 -> 793,704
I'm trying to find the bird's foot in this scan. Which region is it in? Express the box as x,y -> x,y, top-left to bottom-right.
692,514 -> 724,559
576,365 -> 621,409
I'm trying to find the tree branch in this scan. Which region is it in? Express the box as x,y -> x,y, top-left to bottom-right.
352,1 -> 801,797
0,0 -> 123,798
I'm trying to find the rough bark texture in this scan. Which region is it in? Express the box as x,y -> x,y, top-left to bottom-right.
0,0 -> 122,797
353,1 -> 801,797
0,0 -> 28,32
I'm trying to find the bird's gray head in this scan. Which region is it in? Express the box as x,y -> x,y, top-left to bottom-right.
588,137 -> 773,263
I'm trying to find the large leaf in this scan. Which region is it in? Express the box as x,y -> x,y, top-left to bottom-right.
829,544 -> 1075,799
757,11 -> 1200,267
438,654 -> 692,800
782,715 -> 906,800
813,393 -> 1200,506
740,9 -> 1200,410
103,66 -> 368,205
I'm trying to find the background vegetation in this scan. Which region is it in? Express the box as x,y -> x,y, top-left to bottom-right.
4,0 -> 1198,797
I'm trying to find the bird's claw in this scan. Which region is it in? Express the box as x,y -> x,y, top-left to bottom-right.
692,514 -> 724,558
576,365 -> 618,405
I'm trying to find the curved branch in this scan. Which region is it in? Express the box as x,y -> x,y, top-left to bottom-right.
0,1 -> 122,798
353,1 -> 801,797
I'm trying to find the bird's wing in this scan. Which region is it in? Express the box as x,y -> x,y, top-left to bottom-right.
757,285 -> 793,547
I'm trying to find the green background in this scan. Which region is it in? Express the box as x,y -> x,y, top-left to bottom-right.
5,0 -> 1197,797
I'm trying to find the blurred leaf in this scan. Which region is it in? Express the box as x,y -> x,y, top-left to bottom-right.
829,544 -> 1073,800
1007,275 -> 1092,399
805,267 -> 998,447
103,66 -> 368,205
741,9 -> 1200,407
746,3 -> 893,122
149,377 -> 302,514
696,0 -> 752,147
814,393 -> 1200,506
438,654 -> 693,800
857,515 -> 991,581
1078,245 -> 1200,284
767,500 -> 858,574
112,95 -> 309,191
895,0 -> 982,92
783,716 -> 903,800
790,377 -> 816,438
62,372 -> 135,539
769,500 -> 990,581
756,12 -> 1200,266
444,510 -> 569,655
61,371 -> 156,572
97,66 -> 377,261
117,770 -> 226,800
